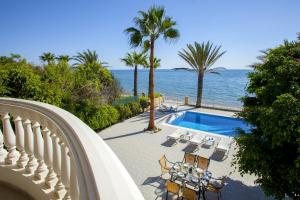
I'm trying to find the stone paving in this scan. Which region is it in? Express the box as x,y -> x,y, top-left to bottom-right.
98,106 -> 272,200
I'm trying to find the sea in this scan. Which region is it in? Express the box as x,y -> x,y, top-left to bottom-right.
111,69 -> 252,109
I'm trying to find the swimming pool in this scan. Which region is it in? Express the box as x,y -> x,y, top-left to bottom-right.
168,111 -> 251,137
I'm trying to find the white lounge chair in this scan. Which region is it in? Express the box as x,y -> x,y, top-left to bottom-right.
179,131 -> 196,142
167,129 -> 186,143
189,133 -> 206,145
215,137 -> 233,159
159,103 -> 178,112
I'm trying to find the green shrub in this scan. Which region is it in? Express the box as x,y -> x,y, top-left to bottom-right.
114,104 -> 132,121
112,96 -> 139,106
154,92 -> 162,98
139,96 -> 149,112
1,66 -> 43,100
128,101 -> 141,115
87,105 -> 119,131
70,102 -> 119,131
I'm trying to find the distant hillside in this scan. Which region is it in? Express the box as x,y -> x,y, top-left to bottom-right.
172,67 -> 194,71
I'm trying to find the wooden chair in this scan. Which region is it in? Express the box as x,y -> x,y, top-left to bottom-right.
183,153 -> 197,165
197,156 -> 210,170
159,155 -> 174,178
205,177 -> 225,200
165,180 -> 181,200
182,187 -> 198,200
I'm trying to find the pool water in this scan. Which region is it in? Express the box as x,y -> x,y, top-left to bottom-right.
169,111 -> 251,137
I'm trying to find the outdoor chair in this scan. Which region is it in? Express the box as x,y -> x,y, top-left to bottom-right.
182,187 -> 198,200
165,180 -> 181,200
183,153 -> 197,165
197,156 -> 210,171
159,155 -> 174,179
205,177 -> 225,200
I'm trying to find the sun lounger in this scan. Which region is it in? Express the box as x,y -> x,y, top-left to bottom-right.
179,131 -> 196,142
167,129 -> 186,143
159,103 -> 178,112
189,133 -> 206,145
214,137 -> 233,159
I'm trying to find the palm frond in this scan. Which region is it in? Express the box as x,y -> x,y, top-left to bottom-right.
125,5 -> 179,48
125,27 -> 143,47
121,51 -> 147,67
163,28 -> 180,41
40,52 -> 55,64
73,49 -> 105,67
178,41 -> 226,73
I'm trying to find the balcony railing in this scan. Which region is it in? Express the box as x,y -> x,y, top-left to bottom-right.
0,97 -> 144,200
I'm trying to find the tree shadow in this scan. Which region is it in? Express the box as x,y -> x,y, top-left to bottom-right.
142,176 -> 178,200
161,140 -> 177,147
209,151 -> 227,162
129,111 -> 170,123
181,143 -> 198,153
103,130 -> 145,141
213,177 -> 273,200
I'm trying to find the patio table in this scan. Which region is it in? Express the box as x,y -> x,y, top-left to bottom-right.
169,162 -> 212,200
202,136 -> 216,148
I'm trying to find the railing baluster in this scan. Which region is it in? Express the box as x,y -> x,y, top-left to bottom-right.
33,122 -> 47,180
52,134 -> 65,199
70,158 -> 79,200
0,127 -> 8,163
24,119 -> 37,173
2,113 -> 19,165
43,128 -> 57,188
61,143 -> 71,200
15,116 -> 28,168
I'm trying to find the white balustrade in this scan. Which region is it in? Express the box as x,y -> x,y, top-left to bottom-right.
52,135 -> 65,199
0,98 -> 144,200
43,128 -> 57,188
2,113 -> 19,165
61,143 -> 71,200
33,122 -> 47,180
24,119 -> 37,173
70,159 -> 79,200
0,128 -> 7,163
14,116 -> 29,168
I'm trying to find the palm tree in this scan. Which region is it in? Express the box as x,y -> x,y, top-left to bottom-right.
121,51 -> 147,96
144,57 -> 161,95
178,41 -> 226,107
73,49 -> 107,67
10,53 -> 22,62
125,5 -> 179,131
56,55 -> 71,63
40,52 -> 55,65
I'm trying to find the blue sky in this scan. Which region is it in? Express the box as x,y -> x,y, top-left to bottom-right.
1,0 -> 299,69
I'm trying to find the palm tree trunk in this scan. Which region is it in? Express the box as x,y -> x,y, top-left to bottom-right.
134,64 -> 138,96
147,38 -> 156,130
148,63 -> 151,96
196,71 -> 204,108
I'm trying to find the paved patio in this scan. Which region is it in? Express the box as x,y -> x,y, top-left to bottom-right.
98,106 -> 272,200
